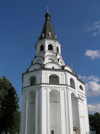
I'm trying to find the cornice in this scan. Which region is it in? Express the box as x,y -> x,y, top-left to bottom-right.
22,68 -> 85,85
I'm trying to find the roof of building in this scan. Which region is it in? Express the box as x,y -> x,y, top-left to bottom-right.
39,12 -> 57,40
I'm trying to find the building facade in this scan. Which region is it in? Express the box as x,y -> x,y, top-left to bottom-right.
20,12 -> 89,134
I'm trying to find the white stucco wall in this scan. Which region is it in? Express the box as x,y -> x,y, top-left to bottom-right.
20,69 -> 89,134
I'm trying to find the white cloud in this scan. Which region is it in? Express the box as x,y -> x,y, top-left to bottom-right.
94,21 -> 100,25
85,50 -> 100,60
92,32 -> 98,36
88,104 -> 100,114
85,21 -> 100,36
78,75 -> 100,97
78,75 -> 99,82
86,81 -> 100,97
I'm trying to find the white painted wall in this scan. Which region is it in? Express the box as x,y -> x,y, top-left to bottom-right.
20,69 -> 89,134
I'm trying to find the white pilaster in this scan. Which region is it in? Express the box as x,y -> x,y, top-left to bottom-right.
77,98 -> 81,134
65,73 -> 71,134
35,90 -> 38,134
68,90 -> 73,134
65,88 -> 70,134
60,89 -> 66,134
20,90 -> 26,134
25,91 -> 28,134
84,98 -> 90,133
38,88 -> 42,134
41,87 -> 47,134
47,88 -> 50,134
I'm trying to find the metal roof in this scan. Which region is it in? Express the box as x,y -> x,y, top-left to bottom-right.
39,12 -> 57,40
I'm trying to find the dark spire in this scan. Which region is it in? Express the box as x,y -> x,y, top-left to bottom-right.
39,12 -> 57,40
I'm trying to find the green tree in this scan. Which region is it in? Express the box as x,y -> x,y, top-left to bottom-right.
89,112 -> 100,134
0,76 -> 20,133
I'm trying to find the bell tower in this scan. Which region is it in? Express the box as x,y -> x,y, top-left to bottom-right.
20,11 -> 89,134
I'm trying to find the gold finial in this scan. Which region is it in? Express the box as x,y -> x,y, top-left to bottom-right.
47,6 -> 49,13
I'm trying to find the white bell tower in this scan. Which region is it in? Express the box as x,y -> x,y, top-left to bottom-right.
20,11 -> 90,134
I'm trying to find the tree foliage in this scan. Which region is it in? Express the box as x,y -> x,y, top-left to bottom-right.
0,76 -> 20,133
89,112 -> 100,134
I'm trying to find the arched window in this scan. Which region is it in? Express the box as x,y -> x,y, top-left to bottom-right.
49,75 -> 59,84
50,90 -> 61,133
57,47 -> 59,53
70,78 -> 75,88
30,76 -> 36,86
79,85 -> 83,90
40,45 -> 44,51
48,44 -> 53,50
71,93 -> 79,133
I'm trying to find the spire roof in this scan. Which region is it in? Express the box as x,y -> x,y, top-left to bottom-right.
39,12 -> 57,40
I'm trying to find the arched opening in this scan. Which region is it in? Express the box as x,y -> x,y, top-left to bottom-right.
28,91 -> 36,134
71,93 -> 80,134
40,45 -> 44,51
30,76 -> 36,86
48,44 -> 53,50
79,85 -> 83,90
57,47 -> 59,53
50,90 -> 61,134
49,75 -> 59,84
70,78 -> 75,88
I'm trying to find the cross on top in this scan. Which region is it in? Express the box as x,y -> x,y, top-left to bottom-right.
47,6 -> 49,13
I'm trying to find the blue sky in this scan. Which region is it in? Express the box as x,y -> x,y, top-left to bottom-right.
0,0 -> 100,114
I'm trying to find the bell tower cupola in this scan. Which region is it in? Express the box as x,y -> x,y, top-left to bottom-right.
28,11 -> 66,72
